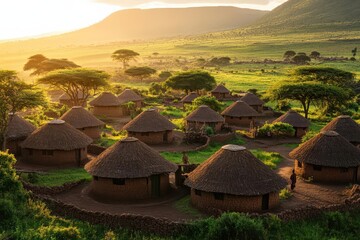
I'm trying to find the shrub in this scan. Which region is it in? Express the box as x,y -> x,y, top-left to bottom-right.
301,130 -> 317,143
37,226 -> 82,240
27,172 -> 39,184
204,126 -> 215,136
258,122 -> 295,137
279,188 -> 292,200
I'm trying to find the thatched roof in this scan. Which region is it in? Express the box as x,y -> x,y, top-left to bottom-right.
117,89 -> 143,104
240,93 -> 265,106
211,84 -> 230,94
186,105 -> 225,123
321,116 -> 360,144
289,131 -> 360,168
89,92 -> 121,107
60,106 -> 105,129
123,109 -> 176,132
59,91 -> 85,100
181,92 -> 199,103
272,110 -> 310,128
221,100 -> 260,117
6,114 -> 36,140
85,137 -> 178,178
21,119 -> 93,150
185,145 -> 287,196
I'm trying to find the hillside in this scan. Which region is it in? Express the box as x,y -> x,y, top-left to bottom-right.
251,0 -> 360,32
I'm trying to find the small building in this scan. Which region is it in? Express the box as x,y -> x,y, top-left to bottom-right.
21,120 -> 93,167
210,84 -> 231,100
272,110 -> 310,137
221,100 -> 259,127
89,92 -> 123,118
85,137 -> 178,201
5,114 -> 36,156
321,115 -> 360,147
59,92 -> 86,107
185,144 -> 287,212
181,92 -> 199,106
185,105 -> 225,133
60,106 -> 105,140
240,93 -> 265,113
290,131 -> 360,183
117,89 -> 143,109
123,109 -> 176,145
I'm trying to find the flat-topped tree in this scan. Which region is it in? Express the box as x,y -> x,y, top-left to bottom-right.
166,71 -> 216,94
38,68 -> 109,107
0,70 -> 45,150
125,67 -> 156,81
23,54 -> 79,76
111,49 -> 139,69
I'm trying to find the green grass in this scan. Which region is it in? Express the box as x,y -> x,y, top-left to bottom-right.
160,106 -> 185,118
250,149 -> 283,170
282,143 -> 299,149
95,134 -> 126,148
173,196 -> 203,218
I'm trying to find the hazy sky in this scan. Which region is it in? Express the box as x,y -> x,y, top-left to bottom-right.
0,0 -> 287,41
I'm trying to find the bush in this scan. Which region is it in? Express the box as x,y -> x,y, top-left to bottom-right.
279,188 -> 292,200
258,122 -> 295,137
27,172 -> 39,184
204,126 -> 215,136
37,226 -> 82,240
301,130 -> 317,143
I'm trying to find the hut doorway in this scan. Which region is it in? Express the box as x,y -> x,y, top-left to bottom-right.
262,194 -> 270,210
75,149 -> 81,167
16,143 -> 22,156
151,175 -> 161,197
353,168 -> 358,183
163,131 -> 168,143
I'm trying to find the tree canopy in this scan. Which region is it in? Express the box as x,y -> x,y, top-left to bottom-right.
124,67 -> 156,81
166,71 -> 216,94
38,68 -> 109,106
283,51 -> 296,59
292,54 -> 311,65
188,96 -> 223,112
111,49 -> 139,69
23,54 -> 79,76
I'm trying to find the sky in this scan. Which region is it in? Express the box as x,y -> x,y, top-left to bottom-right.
0,0 -> 287,41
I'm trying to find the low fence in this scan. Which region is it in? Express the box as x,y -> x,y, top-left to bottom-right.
209,131 -> 236,143
22,180 -> 86,195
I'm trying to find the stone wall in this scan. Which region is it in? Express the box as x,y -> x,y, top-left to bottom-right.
23,180 -> 86,195
209,132 -> 236,143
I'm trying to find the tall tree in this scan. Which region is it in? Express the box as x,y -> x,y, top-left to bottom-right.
23,54 -> 79,76
124,67 -> 156,81
166,71 -> 216,94
0,70 -> 45,150
111,49 -> 139,69
38,68 -> 109,106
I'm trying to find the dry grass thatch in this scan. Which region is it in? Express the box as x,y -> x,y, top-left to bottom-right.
6,114 -> 36,140
85,137 -> 178,178
185,144 -> 287,196
186,105 -> 225,123
21,119 -> 93,150
221,100 -> 260,117
181,92 -> 199,103
240,93 -> 265,106
321,115 -> 360,144
289,131 -> 360,167
60,106 -> 105,129
89,92 -> 121,107
117,89 -> 143,104
123,109 -> 176,132
272,110 -> 310,128
211,84 -> 230,93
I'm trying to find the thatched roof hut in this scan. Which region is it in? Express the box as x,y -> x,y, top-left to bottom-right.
89,92 -> 121,107
186,105 -> 224,123
117,89 -> 143,104
273,110 -> 310,128
181,92 -> 199,104
22,119 -> 92,151
60,106 -> 105,129
321,115 -> 360,145
240,93 -> 264,106
222,100 -> 260,117
290,131 -> 360,168
85,137 -> 177,178
6,114 -> 36,140
185,145 -> 286,196
211,84 -> 230,94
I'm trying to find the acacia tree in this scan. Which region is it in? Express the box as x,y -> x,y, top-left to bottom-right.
125,67 -> 156,81
0,70 -> 45,150
111,49 -> 139,69
23,54 -> 79,76
188,96 -> 223,112
38,68 -> 109,106
292,54 -> 311,65
269,83 -> 349,118
283,51 -> 296,60
166,71 -> 216,94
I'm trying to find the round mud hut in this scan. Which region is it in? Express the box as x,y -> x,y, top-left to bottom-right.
123,109 -> 176,145
85,137 -> 178,201
185,105 -> 225,133
240,93 -> 265,113
272,110 -> 310,137
117,89 -> 143,109
181,92 -> 199,106
60,106 -> 105,140
21,120 -> 93,167
89,92 -> 123,118
221,100 -> 260,127
5,114 -> 36,156
289,131 -> 360,183
321,115 -> 360,147
185,145 -> 287,212
59,92 -> 86,107
210,84 -> 231,100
